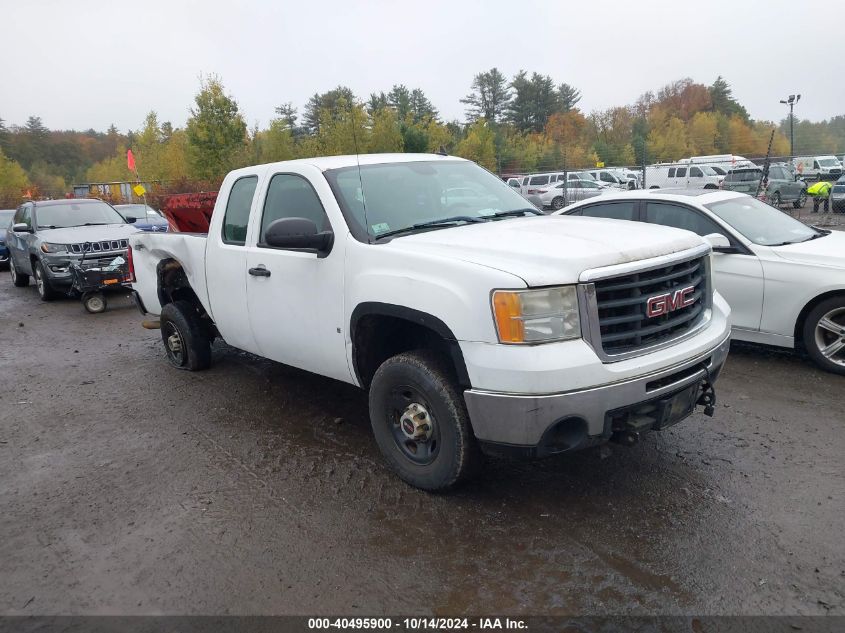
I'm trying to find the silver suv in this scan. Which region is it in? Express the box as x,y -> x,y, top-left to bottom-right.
6,199 -> 138,301
721,165 -> 807,209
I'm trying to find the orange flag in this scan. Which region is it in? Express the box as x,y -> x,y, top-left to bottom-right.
127,149 -> 137,173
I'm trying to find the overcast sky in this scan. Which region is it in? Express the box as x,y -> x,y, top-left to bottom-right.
1,0 -> 838,133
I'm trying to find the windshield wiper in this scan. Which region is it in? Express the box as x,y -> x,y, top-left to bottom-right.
481,208 -> 543,219
37,225 -> 58,229
374,215 -> 487,240
82,222 -> 109,226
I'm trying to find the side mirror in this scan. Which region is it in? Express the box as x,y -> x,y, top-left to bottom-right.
703,232 -> 734,253
263,217 -> 333,256
12,223 -> 32,233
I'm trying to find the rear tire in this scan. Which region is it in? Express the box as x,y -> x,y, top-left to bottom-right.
10,262 -> 29,287
160,300 -> 212,371
793,190 -> 807,209
802,296 -> 845,376
769,192 -> 781,208
551,196 -> 565,210
368,350 -> 481,491
34,260 -> 59,301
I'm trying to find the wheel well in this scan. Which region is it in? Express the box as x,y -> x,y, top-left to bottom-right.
157,258 -> 216,336
351,310 -> 470,390
794,290 -> 845,348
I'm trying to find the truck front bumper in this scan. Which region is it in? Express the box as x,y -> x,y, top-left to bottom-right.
464,333 -> 730,458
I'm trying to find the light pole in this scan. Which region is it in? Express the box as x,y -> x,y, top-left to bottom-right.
779,94 -> 801,158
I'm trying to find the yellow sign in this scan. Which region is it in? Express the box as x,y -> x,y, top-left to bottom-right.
596,161 -> 605,168
133,184 -> 146,197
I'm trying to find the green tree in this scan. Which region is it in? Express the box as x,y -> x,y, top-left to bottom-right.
260,118 -> 297,162
0,147 -> 29,207
369,108 -> 404,153
387,85 -> 412,120
185,76 -> 248,182
408,88 -> 438,123
455,120 -> 497,170
303,86 -> 355,135
558,83 -> 581,112
461,68 -> 511,124
506,72 -> 560,133
709,76 -> 749,122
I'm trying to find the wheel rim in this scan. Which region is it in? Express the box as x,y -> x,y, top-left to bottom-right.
163,321 -> 186,366
34,266 -> 45,296
552,197 -> 564,210
771,193 -> 780,207
87,295 -> 105,312
387,386 -> 440,465
10,266 -> 16,283
814,307 -> 845,367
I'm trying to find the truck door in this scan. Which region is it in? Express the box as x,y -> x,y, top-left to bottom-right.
205,175 -> 262,354
244,169 -> 351,383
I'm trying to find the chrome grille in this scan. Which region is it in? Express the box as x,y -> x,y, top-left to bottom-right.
590,255 -> 709,357
69,239 -> 129,254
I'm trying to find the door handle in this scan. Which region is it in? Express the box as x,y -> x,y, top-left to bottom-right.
248,266 -> 271,277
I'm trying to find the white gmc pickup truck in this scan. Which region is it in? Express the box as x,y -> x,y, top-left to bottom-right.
129,153 -> 731,490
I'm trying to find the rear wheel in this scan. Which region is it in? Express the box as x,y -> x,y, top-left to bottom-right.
551,196 -> 565,210
159,300 -> 212,371
802,297 -> 845,375
10,262 -> 29,287
368,350 -> 481,491
793,190 -> 807,209
34,260 -> 59,301
770,192 -> 781,208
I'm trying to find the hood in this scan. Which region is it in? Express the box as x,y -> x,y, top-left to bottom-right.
771,231 -> 845,269
36,223 -> 140,245
385,216 -> 704,286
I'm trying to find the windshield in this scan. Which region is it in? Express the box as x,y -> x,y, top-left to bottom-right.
818,158 -> 840,167
116,204 -> 162,221
705,196 -> 818,246
35,201 -> 126,229
0,210 -> 15,227
700,166 -> 718,176
725,169 -> 762,182
325,160 -> 535,239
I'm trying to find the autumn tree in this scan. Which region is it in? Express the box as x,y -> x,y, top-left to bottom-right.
455,120 -> 497,170
185,76 -> 248,182
303,86 -> 355,135
0,147 -> 29,207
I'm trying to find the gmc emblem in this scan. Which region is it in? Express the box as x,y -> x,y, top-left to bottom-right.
646,285 -> 696,318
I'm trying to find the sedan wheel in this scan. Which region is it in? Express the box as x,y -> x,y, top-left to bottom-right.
803,298 -> 845,375
551,196 -> 565,210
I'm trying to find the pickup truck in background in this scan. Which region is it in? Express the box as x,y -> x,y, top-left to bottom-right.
129,153 -> 731,490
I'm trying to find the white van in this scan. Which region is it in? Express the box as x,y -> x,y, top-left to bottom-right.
644,163 -> 723,189
793,156 -> 843,181
685,154 -> 755,171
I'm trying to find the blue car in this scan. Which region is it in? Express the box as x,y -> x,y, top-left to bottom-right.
114,204 -> 169,232
0,209 -> 16,268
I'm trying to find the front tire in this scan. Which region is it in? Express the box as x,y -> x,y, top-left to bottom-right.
793,190 -> 807,209
368,350 -> 481,491
160,300 -> 212,371
802,297 -> 845,375
10,262 -> 29,287
769,192 -> 781,208
33,260 -> 59,301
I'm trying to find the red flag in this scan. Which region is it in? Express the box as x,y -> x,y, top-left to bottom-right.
25,189 -> 32,198
127,149 -> 136,173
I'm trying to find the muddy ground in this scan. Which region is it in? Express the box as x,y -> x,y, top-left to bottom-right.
0,271 -> 842,617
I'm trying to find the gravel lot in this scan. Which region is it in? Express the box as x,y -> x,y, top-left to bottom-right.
0,255 -> 843,616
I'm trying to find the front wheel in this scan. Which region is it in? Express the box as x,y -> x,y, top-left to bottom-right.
769,192 -> 781,208
802,297 -> 845,375
34,260 -> 59,301
159,300 -> 212,371
551,196 -> 565,210
793,190 -> 807,209
368,350 -> 481,491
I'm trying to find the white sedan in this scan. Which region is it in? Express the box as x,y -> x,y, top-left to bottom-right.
536,179 -> 612,211
555,189 -> 845,374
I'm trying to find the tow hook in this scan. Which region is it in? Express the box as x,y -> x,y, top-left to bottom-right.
697,379 -> 716,417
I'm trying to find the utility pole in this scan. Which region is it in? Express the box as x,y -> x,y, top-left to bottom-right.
779,94 -> 801,158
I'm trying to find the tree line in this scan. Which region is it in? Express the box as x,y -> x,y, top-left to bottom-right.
2,70 -> 844,206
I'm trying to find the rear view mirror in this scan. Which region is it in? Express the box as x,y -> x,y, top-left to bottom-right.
12,223 -> 31,233
263,217 -> 333,256
703,233 -> 733,252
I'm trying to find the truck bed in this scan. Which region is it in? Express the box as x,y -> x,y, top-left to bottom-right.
130,232 -> 209,317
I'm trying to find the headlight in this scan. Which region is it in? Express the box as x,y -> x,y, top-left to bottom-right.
492,286 -> 581,344
40,243 -> 68,253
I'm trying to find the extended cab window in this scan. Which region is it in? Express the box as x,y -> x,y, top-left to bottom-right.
644,202 -> 723,237
574,201 -> 636,220
222,176 -> 258,245
259,174 -> 329,244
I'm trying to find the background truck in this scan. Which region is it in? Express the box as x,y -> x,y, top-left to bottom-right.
129,153 -> 731,490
